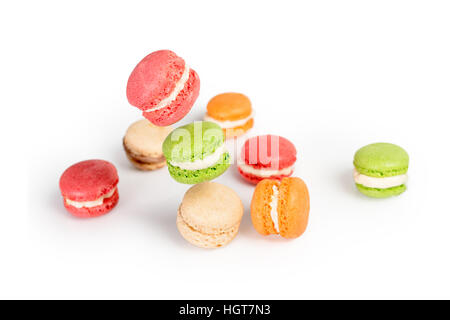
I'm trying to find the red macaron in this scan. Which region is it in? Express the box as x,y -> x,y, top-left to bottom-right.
238,135 -> 297,184
126,50 -> 200,126
59,160 -> 119,218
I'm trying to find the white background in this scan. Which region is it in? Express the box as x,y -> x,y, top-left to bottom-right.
1,0 -> 449,299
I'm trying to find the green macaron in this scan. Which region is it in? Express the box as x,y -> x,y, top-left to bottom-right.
353,143 -> 409,198
162,121 -> 230,184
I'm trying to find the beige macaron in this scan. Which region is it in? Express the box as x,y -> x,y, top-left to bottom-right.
177,182 -> 244,248
123,119 -> 173,170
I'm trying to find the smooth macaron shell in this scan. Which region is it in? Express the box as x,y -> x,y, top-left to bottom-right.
126,50 -> 200,126
251,177 -> 310,239
59,160 -> 119,217
354,142 -> 409,177
238,135 -> 297,184
123,119 -> 172,170
177,182 -> 244,248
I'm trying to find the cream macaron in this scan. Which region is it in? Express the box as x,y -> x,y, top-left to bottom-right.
123,119 -> 173,170
176,182 -> 244,248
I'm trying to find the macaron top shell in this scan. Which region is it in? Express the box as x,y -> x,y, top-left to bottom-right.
241,135 -> 297,169
126,50 -> 185,111
354,142 -> 409,177
163,121 -> 224,163
124,119 -> 172,156
206,93 -> 252,121
277,177 -> 310,238
59,160 -> 119,202
179,182 -> 243,234
250,179 -> 279,235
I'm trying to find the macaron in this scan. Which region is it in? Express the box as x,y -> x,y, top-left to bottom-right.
238,135 -> 297,184
162,121 -> 230,184
204,92 -> 254,138
123,119 -> 172,171
126,50 -> 200,126
353,142 -> 409,198
59,160 -> 119,218
251,177 -> 310,239
177,182 -> 244,248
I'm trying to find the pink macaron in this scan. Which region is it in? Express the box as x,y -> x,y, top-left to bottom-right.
238,135 -> 297,184
126,50 -> 200,126
59,160 -> 119,218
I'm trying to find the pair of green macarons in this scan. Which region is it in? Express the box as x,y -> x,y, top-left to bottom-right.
163,121 -> 410,199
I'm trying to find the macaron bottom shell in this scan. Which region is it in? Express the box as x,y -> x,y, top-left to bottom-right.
176,209 -> 240,248
167,152 -> 230,184
142,69 -> 200,126
356,183 -> 406,198
63,190 -> 119,218
224,118 -> 254,139
125,152 -> 166,171
238,166 -> 293,185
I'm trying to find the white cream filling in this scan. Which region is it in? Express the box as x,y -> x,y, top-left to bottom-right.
65,187 -> 116,209
169,144 -> 227,170
269,185 -> 280,233
353,168 -> 407,189
238,162 -> 294,178
204,111 -> 254,129
144,65 -> 190,113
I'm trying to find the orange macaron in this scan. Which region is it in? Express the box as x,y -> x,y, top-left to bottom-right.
204,93 -> 254,138
251,177 -> 310,239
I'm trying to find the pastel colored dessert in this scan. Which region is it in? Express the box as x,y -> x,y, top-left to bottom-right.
251,177 -> 310,239
123,119 -> 172,171
177,182 -> 244,248
204,92 -> 254,138
162,121 -> 230,184
238,135 -> 297,184
353,142 -> 409,198
59,160 -> 119,218
126,50 -> 200,126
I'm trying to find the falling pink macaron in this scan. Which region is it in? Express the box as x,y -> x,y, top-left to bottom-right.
59,160 -> 119,218
238,135 -> 297,184
126,50 -> 200,126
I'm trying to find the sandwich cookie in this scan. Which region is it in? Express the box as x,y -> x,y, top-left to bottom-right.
204,92 -> 254,138
177,182 -> 244,248
238,135 -> 297,184
251,177 -> 310,239
123,119 -> 172,170
59,160 -> 119,218
126,50 -> 200,126
162,121 -> 230,184
353,142 -> 409,198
